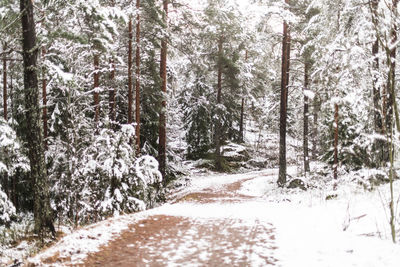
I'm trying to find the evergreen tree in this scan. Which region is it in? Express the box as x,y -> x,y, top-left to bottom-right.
20,0 -> 54,236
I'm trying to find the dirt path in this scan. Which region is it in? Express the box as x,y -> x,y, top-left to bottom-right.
78,175 -> 278,267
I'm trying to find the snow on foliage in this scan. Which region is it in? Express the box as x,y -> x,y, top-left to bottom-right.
0,119 -> 28,224
49,117 -> 163,224
0,119 -> 30,176
135,156 -> 163,186
0,185 -> 15,223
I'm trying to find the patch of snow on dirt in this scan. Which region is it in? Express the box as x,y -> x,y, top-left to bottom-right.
28,213 -> 148,266
27,168 -> 400,267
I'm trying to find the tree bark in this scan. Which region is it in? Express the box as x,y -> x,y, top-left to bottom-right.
42,47 -> 48,150
215,36 -> 223,171
20,0 -> 54,236
128,18 -> 133,124
239,98 -> 245,143
135,0 -> 141,154
93,54 -> 100,124
389,0 -> 399,243
109,58 -> 116,123
159,0 -> 168,180
303,61 -> 310,174
384,0 -> 398,163
239,50 -> 248,143
9,70 -> 16,208
3,52 -> 7,121
334,103 -> 339,180
372,37 -> 384,166
109,0 -> 116,125
278,0 -> 291,187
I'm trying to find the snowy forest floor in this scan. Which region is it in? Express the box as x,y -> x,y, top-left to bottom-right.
24,166 -> 400,266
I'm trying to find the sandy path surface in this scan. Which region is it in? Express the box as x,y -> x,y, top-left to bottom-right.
79,175 -> 278,266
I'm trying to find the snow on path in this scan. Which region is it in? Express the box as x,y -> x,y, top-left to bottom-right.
28,169 -> 400,266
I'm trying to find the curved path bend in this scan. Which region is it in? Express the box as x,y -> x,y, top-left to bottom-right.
81,173 -> 278,266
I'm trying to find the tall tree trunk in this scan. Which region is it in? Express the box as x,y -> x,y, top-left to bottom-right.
42,47 -> 48,150
109,0 -> 116,125
20,0 -> 54,236
239,98 -> 245,143
239,50 -> 247,143
128,18 -> 133,124
10,70 -> 13,121
311,96 -> 320,160
372,37 -> 385,166
333,103 -> 339,180
9,70 -> 16,208
370,0 -> 386,166
303,61 -> 310,174
381,0 -> 399,164
3,53 -> 6,121
278,0 -> 291,187
388,0 -> 398,243
93,54 -> 100,124
159,0 -> 168,180
135,0 -> 141,154
384,0 -> 398,145
3,48 -> 8,197
109,58 -> 116,123
389,0 -> 399,129
215,36 -> 223,171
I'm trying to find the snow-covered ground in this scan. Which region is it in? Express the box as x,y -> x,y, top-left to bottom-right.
21,168 -> 400,266
237,173 -> 400,266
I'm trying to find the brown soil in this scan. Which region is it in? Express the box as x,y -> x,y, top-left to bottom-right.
41,175 -> 278,266
81,215 -> 277,267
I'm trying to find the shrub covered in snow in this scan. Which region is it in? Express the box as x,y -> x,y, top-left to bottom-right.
0,119 -> 29,224
0,119 -> 30,175
0,185 -> 15,224
49,122 -> 163,225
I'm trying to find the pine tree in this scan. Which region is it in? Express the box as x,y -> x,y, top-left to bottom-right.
41,47 -> 48,149
128,17 -> 133,124
20,0 -> 54,236
2,44 -> 7,121
303,60 -> 310,174
135,0 -> 141,154
158,0 -> 168,180
278,0 -> 291,187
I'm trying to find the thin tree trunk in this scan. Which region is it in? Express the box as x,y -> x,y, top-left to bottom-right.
159,0 -> 168,180
215,36 -> 223,171
370,0 -> 386,166
135,0 -> 141,154
42,47 -> 48,150
372,3 -> 383,133
20,0 -> 54,236
388,118 -> 396,242
3,54 -> 6,121
93,54 -> 100,124
128,18 -> 133,124
312,98 -> 319,160
2,50 -> 9,200
389,0 -> 399,131
10,70 -> 13,121
384,0 -> 397,143
303,61 -> 310,174
109,0 -> 116,125
10,70 -> 16,208
334,103 -> 339,180
278,0 -> 291,186
109,58 -> 116,123
239,98 -> 245,143
388,0 -> 398,243
372,36 -> 383,161
239,50 -> 247,143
